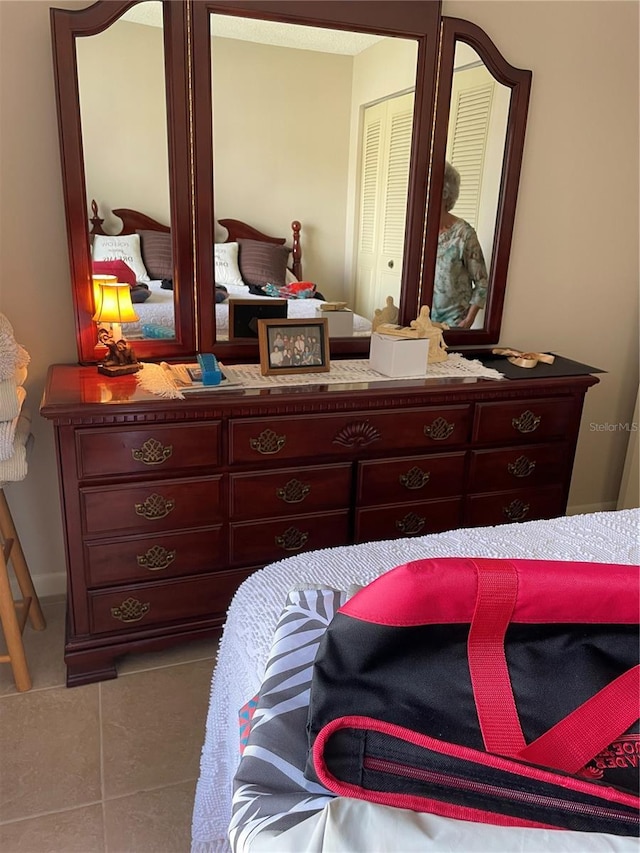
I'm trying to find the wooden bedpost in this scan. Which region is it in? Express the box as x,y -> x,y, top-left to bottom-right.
291,221 -> 302,280
89,199 -> 106,235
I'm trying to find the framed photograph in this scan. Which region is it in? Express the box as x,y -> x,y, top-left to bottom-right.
228,298 -> 288,340
258,318 -> 330,376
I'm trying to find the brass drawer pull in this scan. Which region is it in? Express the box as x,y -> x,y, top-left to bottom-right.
276,479 -> 311,503
503,499 -> 530,522
251,429 -> 286,455
132,438 -> 173,465
136,545 -> 176,571
507,456 -> 536,478
135,493 -> 175,520
424,417 -> 454,441
333,421 -> 381,448
275,526 -> 309,552
396,511 -> 426,536
111,597 -> 150,623
512,410 -> 541,433
399,466 -> 431,490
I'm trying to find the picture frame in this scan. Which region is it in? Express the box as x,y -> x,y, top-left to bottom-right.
258,317 -> 330,376
228,298 -> 288,340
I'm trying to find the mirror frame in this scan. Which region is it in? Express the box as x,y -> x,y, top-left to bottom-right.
52,1 -> 532,364
191,0 -> 442,361
422,17 -> 532,348
51,0 -> 197,363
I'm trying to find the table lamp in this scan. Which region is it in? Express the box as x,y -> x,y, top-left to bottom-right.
92,280 -> 141,376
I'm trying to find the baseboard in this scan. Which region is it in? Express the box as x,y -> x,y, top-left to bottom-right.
566,501 -> 618,517
10,571 -> 67,602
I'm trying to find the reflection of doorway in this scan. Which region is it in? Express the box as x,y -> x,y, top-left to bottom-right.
354,92 -> 414,322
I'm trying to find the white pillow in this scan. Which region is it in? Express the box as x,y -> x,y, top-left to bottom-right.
92,234 -> 150,283
215,242 -> 244,286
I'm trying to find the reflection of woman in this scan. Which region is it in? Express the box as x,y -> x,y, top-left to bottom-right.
432,162 -> 488,329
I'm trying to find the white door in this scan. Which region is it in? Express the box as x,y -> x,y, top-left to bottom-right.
354,92 -> 414,322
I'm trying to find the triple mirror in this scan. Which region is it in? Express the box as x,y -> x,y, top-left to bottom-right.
51,1 -> 531,365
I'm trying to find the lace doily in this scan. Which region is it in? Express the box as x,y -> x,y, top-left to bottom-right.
137,355 -> 505,400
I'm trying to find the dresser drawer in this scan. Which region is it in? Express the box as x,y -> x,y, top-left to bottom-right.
357,452 -> 465,506
469,444 -> 570,492
355,497 -> 462,544
85,527 -> 224,587
80,476 -> 222,537
467,486 -> 566,527
88,569 -> 252,635
230,510 -> 349,566
230,463 -> 351,520
473,398 -> 575,444
229,406 -> 471,464
76,422 -> 221,479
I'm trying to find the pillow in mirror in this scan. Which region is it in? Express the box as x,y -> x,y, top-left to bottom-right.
92,234 -> 149,283
214,242 -> 244,287
137,230 -> 173,281
238,239 -> 289,288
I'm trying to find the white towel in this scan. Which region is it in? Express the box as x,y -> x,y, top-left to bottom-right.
0,409 -> 32,484
0,313 -> 30,382
0,365 -> 28,421
0,386 -> 26,460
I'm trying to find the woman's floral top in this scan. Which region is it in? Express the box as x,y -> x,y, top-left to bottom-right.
432,219 -> 488,327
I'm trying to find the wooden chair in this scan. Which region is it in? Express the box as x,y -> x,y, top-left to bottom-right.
0,487 -> 46,691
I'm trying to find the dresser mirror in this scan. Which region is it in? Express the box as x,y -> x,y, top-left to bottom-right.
51,1 -> 530,364
51,0 -> 196,363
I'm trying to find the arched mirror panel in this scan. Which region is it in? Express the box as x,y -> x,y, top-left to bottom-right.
51,0 -> 196,363
191,0 -> 441,360
421,17 -> 532,348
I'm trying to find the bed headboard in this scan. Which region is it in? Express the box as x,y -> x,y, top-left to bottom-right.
89,200 -> 302,279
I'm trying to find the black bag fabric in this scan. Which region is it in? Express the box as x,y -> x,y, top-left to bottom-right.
306,557 -> 640,836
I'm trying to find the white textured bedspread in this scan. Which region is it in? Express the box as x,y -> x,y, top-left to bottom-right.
191,509 -> 640,853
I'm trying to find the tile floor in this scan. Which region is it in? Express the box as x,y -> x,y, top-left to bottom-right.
0,597 -> 219,852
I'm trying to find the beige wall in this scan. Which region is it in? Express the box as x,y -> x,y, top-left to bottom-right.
0,0 -> 637,596
211,36 -> 353,294
76,16 -> 171,230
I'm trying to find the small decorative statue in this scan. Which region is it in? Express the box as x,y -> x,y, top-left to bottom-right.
409,306 -> 449,363
375,305 -> 450,363
372,295 -> 399,331
97,328 -> 141,376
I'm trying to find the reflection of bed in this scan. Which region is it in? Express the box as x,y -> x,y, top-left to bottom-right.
88,203 -> 371,339
190,508 -> 640,853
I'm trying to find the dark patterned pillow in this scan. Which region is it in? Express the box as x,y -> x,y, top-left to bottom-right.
136,230 -> 173,280
238,239 -> 289,288
130,284 -> 151,303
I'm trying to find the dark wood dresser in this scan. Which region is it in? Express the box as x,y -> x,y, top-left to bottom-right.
40,361 -> 598,686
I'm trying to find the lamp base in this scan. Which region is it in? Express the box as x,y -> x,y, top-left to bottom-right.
97,363 -> 141,377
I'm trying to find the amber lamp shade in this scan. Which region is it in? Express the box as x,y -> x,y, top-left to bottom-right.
92,281 -> 140,376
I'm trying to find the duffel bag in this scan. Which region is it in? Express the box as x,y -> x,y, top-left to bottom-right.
306,557 -> 639,836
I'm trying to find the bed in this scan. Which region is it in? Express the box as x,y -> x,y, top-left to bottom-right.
88,201 -> 372,340
191,508 -> 640,853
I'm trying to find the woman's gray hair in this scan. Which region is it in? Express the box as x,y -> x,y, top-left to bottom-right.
442,161 -> 460,212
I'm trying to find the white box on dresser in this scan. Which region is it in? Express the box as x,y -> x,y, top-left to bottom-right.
369,332 -> 429,377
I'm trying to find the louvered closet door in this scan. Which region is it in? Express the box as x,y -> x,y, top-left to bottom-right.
445,62 -> 510,270
355,92 -> 414,321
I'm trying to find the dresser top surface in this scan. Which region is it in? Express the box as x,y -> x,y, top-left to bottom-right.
40,359 -> 599,424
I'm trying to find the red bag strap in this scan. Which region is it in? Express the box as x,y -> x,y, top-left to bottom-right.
518,665 -> 640,774
467,559 -> 526,756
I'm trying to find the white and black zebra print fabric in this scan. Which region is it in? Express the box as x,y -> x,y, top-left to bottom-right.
229,586 -> 348,852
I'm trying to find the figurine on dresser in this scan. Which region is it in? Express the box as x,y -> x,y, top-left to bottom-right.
375,305 -> 449,363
